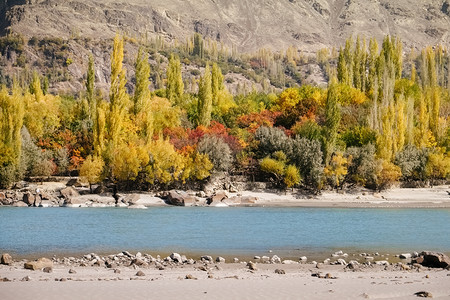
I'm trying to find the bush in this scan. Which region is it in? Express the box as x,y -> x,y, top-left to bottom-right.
425,150 -> 450,184
394,145 -> 428,181
345,144 -> 378,187
341,126 -> 377,148
292,119 -> 323,141
290,137 -> 323,192
254,126 -> 290,158
284,164 -> 301,188
375,160 -> 402,191
197,135 -> 233,172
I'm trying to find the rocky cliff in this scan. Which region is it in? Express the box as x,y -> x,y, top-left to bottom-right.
1,0 -> 450,52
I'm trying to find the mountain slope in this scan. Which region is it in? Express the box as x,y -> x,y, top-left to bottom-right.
1,0 -> 450,52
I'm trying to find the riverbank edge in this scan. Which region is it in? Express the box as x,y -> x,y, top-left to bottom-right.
1,182 -> 449,208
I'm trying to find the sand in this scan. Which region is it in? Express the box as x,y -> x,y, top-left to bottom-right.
231,185 -> 450,208
1,261 -> 449,299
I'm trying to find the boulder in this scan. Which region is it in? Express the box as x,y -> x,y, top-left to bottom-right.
60,187 -> 80,200
271,255 -> 281,264
170,253 -> 183,263
134,195 -> 166,207
124,194 -> 140,204
299,256 -> 308,262
247,261 -> 257,270
201,255 -> 213,262
39,200 -> 55,207
135,271 -> 145,277
1,253 -> 13,265
66,178 -> 84,187
216,257 -> 226,263
24,258 -> 53,270
13,201 -> 28,207
207,191 -> 228,206
400,253 -> 412,259
418,251 -> 450,269
166,190 -> 196,206
22,192 -> 35,206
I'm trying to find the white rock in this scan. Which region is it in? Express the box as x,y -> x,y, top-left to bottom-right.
282,260 -> 297,264
399,253 -> 411,259
336,258 -> 347,265
271,255 -> 281,263
170,253 -> 182,263
375,260 -> 389,266
233,258 -> 239,263
299,256 -> 307,262
216,257 -> 226,263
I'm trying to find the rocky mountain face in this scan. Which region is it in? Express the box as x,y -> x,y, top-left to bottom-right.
2,0 -> 450,52
1,0 -> 450,94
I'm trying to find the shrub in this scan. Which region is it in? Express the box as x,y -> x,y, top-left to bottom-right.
197,135 -> 233,172
284,164 -> 301,188
394,145 -> 428,181
375,160 -> 402,191
292,119 -> 323,141
345,144 -> 378,188
290,137 -> 323,192
425,150 -> 450,184
341,126 -> 377,148
254,126 -> 290,158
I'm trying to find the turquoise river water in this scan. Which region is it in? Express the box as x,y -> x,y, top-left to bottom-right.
0,207 -> 449,258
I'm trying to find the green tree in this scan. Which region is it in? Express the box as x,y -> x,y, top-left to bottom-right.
86,54 -> 96,120
166,53 -> 184,106
197,64 -> 213,126
323,76 -> 341,165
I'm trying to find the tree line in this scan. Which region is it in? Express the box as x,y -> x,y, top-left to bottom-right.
0,34 -> 449,192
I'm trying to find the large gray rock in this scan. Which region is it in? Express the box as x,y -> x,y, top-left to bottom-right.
1,253 -> 13,265
24,258 -> 53,270
418,251 -> 450,269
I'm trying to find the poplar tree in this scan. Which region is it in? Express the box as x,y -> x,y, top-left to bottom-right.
134,47 -> 151,115
166,53 -> 184,106
197,64 -> 212,127
324,76 -> 341,165
108,34 -> 128,150
86,54 -> 96,120
133,47 -> 153,144
211,62 -> 224,105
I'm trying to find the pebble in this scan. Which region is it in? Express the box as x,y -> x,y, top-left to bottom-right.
185,274 -> 197,280
135,271 -> 145,277
68,269 -> 77,274
275,269 -> 285,274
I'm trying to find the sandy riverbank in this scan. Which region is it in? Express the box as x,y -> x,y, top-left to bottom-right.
233,185 -> 450,208
1,259 -> 449,300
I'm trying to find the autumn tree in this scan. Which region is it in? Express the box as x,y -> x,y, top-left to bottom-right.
133,47 -> 153,143
323,76 -> 341,165
85,54 -> 96,120
0,83 -> 25,187
197,64 -> 213,126
80,155 -> 104,192
166,53 -> 184,106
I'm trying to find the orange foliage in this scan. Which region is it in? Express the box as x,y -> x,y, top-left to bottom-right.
237,110 -> 281,133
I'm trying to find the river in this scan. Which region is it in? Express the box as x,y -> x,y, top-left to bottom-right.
1,207 -> 449,259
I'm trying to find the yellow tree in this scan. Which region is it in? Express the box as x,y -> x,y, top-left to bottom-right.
166,53 -> 184,106
80,155 -> 104,192
133,47 -> 153,144
197,64 -> 212,126
108,34 -> 129,150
